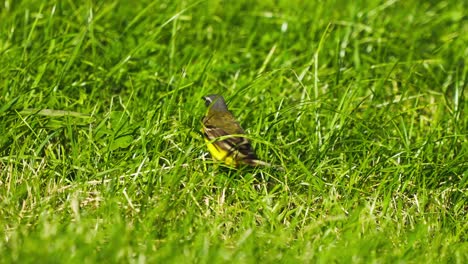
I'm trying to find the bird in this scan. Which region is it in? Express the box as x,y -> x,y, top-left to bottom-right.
201,94 -> 270,167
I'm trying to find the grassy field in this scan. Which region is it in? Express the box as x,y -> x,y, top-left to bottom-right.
1,0 -> 467,263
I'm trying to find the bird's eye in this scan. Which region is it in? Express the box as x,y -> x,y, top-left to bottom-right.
204,97 -> 212,107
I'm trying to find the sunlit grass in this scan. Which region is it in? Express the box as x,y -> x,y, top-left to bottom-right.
1,0 -> 467,263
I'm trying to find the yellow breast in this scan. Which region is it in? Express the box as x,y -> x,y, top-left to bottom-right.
204,138 -> 238,166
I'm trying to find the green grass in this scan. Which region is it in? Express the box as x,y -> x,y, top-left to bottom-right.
1,0 -> 467,263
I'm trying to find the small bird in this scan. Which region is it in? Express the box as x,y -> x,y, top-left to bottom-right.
201,94 -> 270,167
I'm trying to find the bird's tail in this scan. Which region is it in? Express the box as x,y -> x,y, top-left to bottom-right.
243,159 -> 284,170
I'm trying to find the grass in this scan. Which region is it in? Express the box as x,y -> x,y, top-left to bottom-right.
1,0 -> 467,263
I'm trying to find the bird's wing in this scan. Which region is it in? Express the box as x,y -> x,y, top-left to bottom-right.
203,115 -> 257,159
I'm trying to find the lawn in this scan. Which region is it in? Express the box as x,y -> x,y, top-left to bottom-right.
0,0 -> 467,263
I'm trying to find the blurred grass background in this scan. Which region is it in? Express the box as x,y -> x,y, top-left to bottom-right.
0,0 -> 466,263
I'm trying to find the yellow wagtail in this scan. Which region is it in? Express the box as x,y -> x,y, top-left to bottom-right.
201,94 -> 270,167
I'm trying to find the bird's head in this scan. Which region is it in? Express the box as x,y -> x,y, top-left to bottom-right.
202,94 -> 228,111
